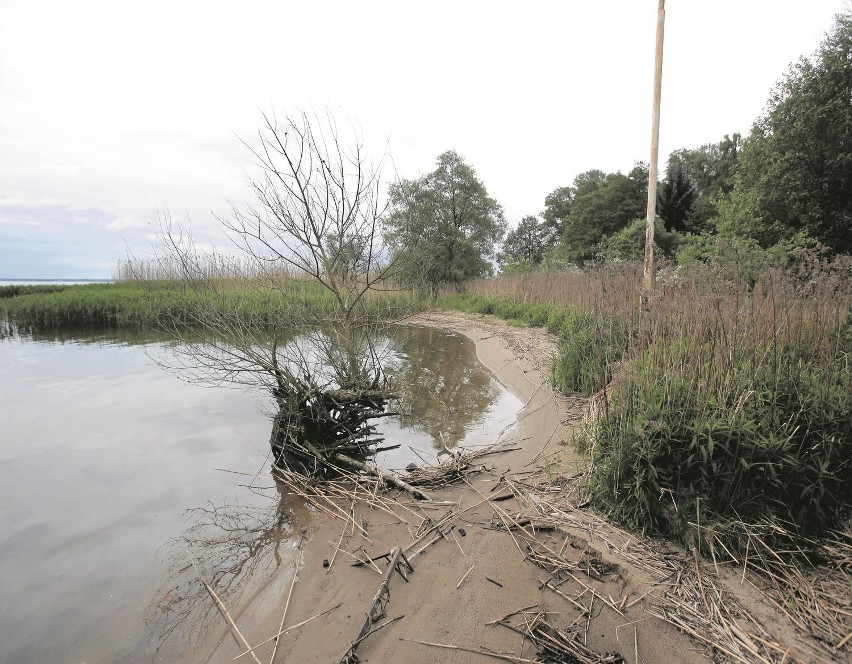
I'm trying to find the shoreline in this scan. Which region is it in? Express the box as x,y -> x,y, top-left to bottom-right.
198,309 -> 585,663
196,311 -> 825,664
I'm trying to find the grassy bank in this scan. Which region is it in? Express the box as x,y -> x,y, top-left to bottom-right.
2,280 -> 423,331
436,290 -> 633,396
6,260 -> 850,557
440,255 -> 852,557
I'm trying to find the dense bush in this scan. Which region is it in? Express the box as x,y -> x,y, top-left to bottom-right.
581,257 -> 852,553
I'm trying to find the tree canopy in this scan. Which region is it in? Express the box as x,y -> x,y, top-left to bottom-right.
541,186 -> 574,249
559,165 -> 648,264
385,150 -> 506,289
499,215 -> 546,271
736,10 -> 852,252
657,162 -> 698,233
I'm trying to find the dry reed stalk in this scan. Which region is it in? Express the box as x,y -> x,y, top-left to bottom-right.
494,610 -> 624,664
398,637 -> 539,663
234,603 -> 342,659
402,446 -> 497,489
730,523 -> 852,659
451,529 -> 467,558
269,544 -> 302,664
188,554 -> 263,664
326,503 -> 354,573
456,563 -> 475,589
504,465 -> 821,663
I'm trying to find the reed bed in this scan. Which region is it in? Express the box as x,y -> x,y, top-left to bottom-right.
2,278 -> 422,330
584,256 -> 852,557
113,255 -> 307,282
462,264 -> 643,317
441,253 -> 852,562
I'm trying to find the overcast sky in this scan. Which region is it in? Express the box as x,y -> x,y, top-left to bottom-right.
0,0 -> 847,279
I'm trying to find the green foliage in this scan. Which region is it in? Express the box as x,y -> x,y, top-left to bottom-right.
561,166 -> 648,264
666,133 -> 740,231
436,293 -> 550,329
499,216 -> 547,270
2,280 -> 421,331
581,257 -> 852,555
551,310 -> 631,396
437,291 -> 631,396
604,219 -> 685,263
0,284 -> 70,299
677,187 -> 817,286
541,186 -> 575,248
657,162 -> 697,233
572,169 -> 608,197
736,11 -> 852,252
385,150 -> 506,290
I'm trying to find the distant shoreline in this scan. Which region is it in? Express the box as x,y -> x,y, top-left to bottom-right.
0,278 -> 113,285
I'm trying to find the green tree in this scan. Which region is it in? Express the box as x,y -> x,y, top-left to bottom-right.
667,133 -> 741,231
499,215 -> 546,271
657,162 -> 698,232
572,169 -> 608,197
541,186 -> 574,248
736,11 -> 852,252
385,151 -> 506,289
668,134 -> 740,197
604,218 -> 685,262
560,166 -> 648,264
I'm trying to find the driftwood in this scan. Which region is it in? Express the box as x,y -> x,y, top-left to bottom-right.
270,383 -> 398,471
273,446 -> 431,503
339,546 -> 413,664
331,452 -> 430,501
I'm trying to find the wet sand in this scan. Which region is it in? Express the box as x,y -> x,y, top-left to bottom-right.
197,311 -> 823,664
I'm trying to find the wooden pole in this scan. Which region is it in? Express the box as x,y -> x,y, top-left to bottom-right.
640,0 -> 666,349
643,0 -> 666,293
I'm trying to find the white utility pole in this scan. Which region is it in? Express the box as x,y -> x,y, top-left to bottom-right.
643,0 -> 666,293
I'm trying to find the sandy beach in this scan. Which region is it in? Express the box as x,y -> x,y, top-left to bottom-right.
196,311 -> 832,664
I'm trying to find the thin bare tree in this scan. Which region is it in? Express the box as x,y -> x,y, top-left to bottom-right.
135,109 -> 412,476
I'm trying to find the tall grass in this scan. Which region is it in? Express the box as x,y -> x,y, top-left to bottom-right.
112,255 -> 305,281
2,279 -> 422,331
584,255 -> 851,553
441,255 -> 852,554
439,265 -> 639,395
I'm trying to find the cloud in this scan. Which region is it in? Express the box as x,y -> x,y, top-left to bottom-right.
0,0 -> 846,274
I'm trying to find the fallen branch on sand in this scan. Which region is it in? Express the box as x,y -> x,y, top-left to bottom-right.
402,446 -> 497,489
339,546 -> 414,664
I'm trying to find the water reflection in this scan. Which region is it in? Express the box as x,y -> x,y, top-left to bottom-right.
138,484 -> 311,662
2,319 -> 514,459
0,321 -> 519,663
386,326 -> 501,450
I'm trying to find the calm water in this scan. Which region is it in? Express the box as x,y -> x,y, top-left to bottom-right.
0,325 -> 520,663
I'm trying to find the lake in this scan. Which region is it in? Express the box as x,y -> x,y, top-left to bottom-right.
0,324 -> 520,663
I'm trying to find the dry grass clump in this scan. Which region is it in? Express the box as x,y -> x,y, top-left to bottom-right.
505,463 -> 847,662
